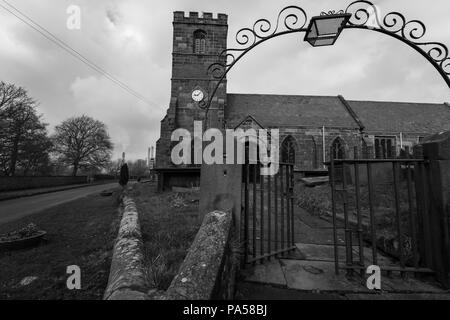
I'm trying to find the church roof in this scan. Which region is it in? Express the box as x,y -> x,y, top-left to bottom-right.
226,93 -> 450,134
346,100 -> 450,134
226,94 -> 358,129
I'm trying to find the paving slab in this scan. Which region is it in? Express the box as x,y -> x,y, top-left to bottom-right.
294,222 -> 345,246
296,207 -> 334,229
295,243 -> 349,262
299,176 -> 329,187
240,260 -> 287,287
380,276 -> 446,293
280,259 -> 370,293
280,258 -> 444,294
238,204 -> 448,298
236,282 -> 346,300
294,243 -> 392,265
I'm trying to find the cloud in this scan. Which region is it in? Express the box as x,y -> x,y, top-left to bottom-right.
0,0 -> 449,162
69,75 -> 160,159
106,5 -> 122,27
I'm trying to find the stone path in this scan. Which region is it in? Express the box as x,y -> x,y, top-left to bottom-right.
236,207 -> 450,300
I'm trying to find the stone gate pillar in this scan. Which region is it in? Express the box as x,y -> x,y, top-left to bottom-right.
420,131 -> 450,288
198,161 -> 242,239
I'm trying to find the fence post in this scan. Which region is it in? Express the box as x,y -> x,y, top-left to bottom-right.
420,131 -> 450,288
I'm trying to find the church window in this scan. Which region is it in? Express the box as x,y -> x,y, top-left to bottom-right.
193,30 -> 206,54
281,136 -> 296,164
374,136 -> 396,159
331,137 -> 346,160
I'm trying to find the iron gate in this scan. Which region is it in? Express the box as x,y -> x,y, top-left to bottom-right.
327,147 -> 435,277
242,162 -> 296,265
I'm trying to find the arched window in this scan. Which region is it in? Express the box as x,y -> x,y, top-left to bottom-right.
331,137 -> 346,160
193,30 -> 206,54
281,136 -> 296,164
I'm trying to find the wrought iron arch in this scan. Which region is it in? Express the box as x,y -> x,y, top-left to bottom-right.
201,0 -> 450,115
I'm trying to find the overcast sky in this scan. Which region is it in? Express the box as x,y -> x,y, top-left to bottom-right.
1,0 -> 449,161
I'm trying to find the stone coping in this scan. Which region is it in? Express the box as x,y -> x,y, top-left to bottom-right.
103,195 -> 148,300
104,191 -> 237,300
165,210 -> 234,300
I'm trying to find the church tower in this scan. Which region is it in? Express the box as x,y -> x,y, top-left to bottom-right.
156,11 -> 228,168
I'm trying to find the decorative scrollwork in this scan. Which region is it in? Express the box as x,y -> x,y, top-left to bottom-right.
207,6 -> 308,81
321,10 -> 344,16
345,0 -> 450,76
203,1 -> 450,113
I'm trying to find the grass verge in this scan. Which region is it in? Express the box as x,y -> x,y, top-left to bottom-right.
0,189 -> 121,300
131,183 -> 201,291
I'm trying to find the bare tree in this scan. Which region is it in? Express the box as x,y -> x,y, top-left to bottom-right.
0,82 -> 50,176
0,81 -> 34,116
105,159 -> 122,177
52,115 -> 113,176
19,129 -> 53,176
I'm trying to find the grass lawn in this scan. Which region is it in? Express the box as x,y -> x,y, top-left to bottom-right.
131,183 -> 201,291
0,189 -> 121,300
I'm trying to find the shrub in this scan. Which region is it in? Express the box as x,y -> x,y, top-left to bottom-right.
296,184 -> 332,217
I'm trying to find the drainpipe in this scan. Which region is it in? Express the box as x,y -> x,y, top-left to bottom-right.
322,126 -> 326,168
400,132 -> 403,148
400,132 -> 403,155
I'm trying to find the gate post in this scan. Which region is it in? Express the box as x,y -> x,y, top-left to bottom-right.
199,161 -> 242,241
420,131 -> 450,288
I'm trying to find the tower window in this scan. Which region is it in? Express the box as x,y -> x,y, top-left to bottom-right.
193,30 -> 206,54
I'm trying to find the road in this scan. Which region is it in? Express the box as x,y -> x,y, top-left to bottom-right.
0,183 -> 119,225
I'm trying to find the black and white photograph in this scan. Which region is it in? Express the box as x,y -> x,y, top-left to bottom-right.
0,0 -> 450,308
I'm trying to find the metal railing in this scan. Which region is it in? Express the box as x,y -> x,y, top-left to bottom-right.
326,147 -> 434,276
242,162 -> 296,265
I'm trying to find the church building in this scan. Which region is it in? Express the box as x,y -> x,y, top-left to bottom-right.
155,11 -> 450,188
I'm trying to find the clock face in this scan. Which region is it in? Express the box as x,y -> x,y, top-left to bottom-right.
192,89 -> 204,102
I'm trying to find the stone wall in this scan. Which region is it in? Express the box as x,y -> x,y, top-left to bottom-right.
279,127 -> 362,171
103,195 -> 148,300
363,132 -> 427,156
104,192 -> 239,300
156,11 -> 228,169
165,210 -> 238,300
0,176 -> 87,192
156,168 -> 200,191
